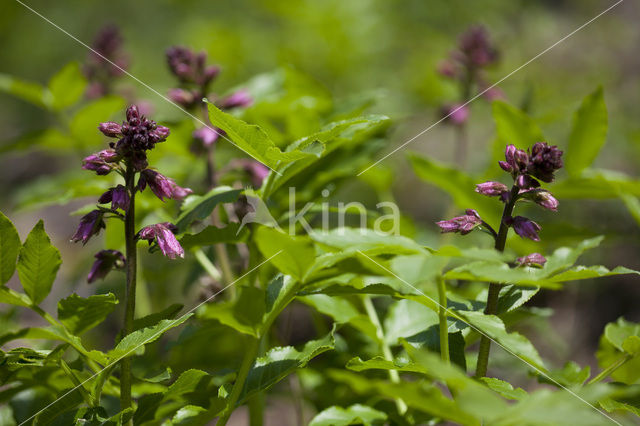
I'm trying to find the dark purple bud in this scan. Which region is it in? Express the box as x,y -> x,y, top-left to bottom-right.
527,142 -> 563,183
517,253 -> 547,268
515,174 -> 540,190
98,121 -> 122,138
498,161 -> 512,173
219,89 -> 253,110
151,125 -> 170,143
126,105 -> 140,122
475,181 -> 509,197
202,65 -> 221,85
519,189 -> 558,212
88,249 -> 125,283
436,209 -> 483,235
503,144 -> 528,176
82,149 -> 119,175
458,25 -> 498,68
193,127 -> 220,147
507,216 -> 541,242
137,222 -> 184,259
71,210 -> 106,245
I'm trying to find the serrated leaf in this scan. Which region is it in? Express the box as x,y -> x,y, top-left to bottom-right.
175,187 -> 241,233
309,404 -> 387,426
17,220 -> 61,305
0,211 -> 21,285
57,293 -> 118,335
108,315 -> 192,362
198,286 -> 265,337
346,356 -> 427,374
207,101 -> 318,169
549,265 -> 639,283
566,87 -> 608,176
481,377 -> 528,401
0,286 -> 32,307
48,62 -> 87,110
255,226 -> 315,280
239,329 -> 335,402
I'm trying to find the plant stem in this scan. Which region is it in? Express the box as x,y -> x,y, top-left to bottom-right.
120,163 -> 137,417
475,184 -> 519,378
363,296 -> 408,415
217,336 -> 259,426
436,276 -> 450,364
60,359 -> 95,406
588,353 -> 632,384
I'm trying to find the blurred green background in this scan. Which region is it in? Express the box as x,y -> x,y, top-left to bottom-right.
1,0 -> 639,391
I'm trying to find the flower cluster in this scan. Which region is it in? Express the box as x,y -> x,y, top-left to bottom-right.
73,105 -> 191,282
437,142 -> 563,265
438,25 -> 503,125
165,46 -> 252,149
83,25 -> 129,99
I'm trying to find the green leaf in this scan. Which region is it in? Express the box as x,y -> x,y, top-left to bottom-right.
458,310 -> 545,370
198,286 -> 265,337
549,265 -> 639,283
481,377 -> 528,401
108,315 -> 192,362
383,299 -> 439,346
0,73 -> 52,108
165,369 -> 210,398
540,361 -> 591,388
311,227 -> 427,255
206,101 -> 318,170
566,87 -> 608,176
492,101 -> 544,149
408,153 -> 502,225
16,220 -> 61,305
48,62 -> 87,110
180,224 -> 248,249
255,226 -> 315,280
239,329 -> 335,402
57,293 -> 118,335
346,356 -> 427,374
70,96 -> 126,144
0,286 -> 32,307
174,187 -> 241,233
309,404 -> 387,426
0,212 -> 21,285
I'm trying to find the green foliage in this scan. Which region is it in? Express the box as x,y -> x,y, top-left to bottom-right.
16,220 -> 61,305
48,63 -> 87,111
0,211 -> 21,285
309,404 -> 387,425
57,294 -> 118,335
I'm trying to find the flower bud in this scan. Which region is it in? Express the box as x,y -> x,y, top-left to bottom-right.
527,142 -> 563,182
88,249 -> 125,283
71,210 -> 106,245
219,89 -> 253,110
98,185 -> 130,211
137,222 -> 184,259
475,181 -> 509,197
436,209 -> 483,235
506,216 -> 541,242
193,127 -> 220,147
517,253 -> 547,268
98,121 -> 123,138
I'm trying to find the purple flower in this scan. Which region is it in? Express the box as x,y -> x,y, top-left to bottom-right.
437,59 -> 459,79
138,169 -> 192,201
441,103 -> 469,125
71,210 -> 106,245
219,90 -> 253,109
500,144 -> 529,177
168,88 -> 197,108
137,222 -> 184,259
83,25 -> 129,93
527,142 -> 563,183
82,149 -> 119,175
98,185 -> 130,211
458,26 -> 498,68
193,127 -> 220,147
98,121 -> 123,137
520,189 -> 558,212
475,181 -> 509,197
166,46 -> 219,87
507,216 -> 541,242
517,253 -> 547,268
111,105 -> 170,156
88,249 -> 125,283
436,209 -> 483,235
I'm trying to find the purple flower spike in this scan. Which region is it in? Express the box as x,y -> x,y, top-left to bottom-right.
517,253 -> 547,268
137,222 -> 184,259
98,185 -> 130,211
98,121 -> 123,138
71,210 -> 106,245
219,89 -> 253,109
193,127 -> 220,147
88,249 -> 125,283
475,181 -> 509,197
527,142 -> 563,183
507,216 -> 541,242
436,209 -> 483,235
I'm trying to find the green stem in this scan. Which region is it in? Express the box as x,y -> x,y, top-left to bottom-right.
588,353 -> 632,385
120,164 -> 137,418
217,336 -> 259,426
475,184 -> 519,378
60,359 -> 95,406
193,248 -> 222,281
363,296 -> 408,415
436,276 -> 450,364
